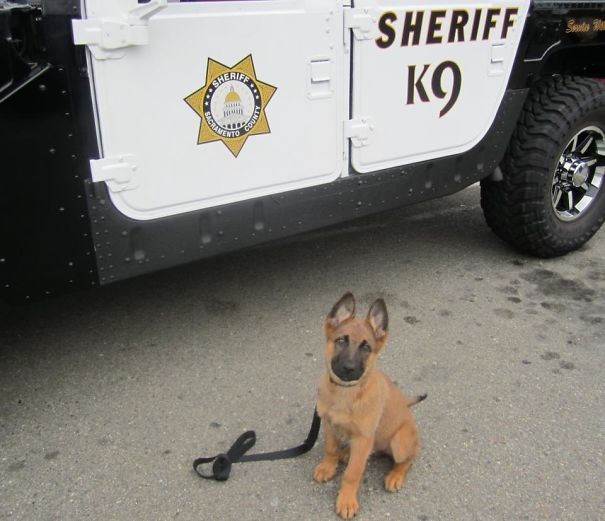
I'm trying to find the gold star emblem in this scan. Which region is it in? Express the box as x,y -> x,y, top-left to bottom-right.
184,55 -> 277,157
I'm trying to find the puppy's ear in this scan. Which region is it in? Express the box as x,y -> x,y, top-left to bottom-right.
367,299 -> 388,342
326,292 -> 355,334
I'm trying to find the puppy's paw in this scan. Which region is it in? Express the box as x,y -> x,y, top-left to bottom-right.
384,469 -> 405,492
335,490 -> 359,519
313,460 -> 337,482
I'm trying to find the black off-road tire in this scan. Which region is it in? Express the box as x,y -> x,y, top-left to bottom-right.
480,76 -> 605,257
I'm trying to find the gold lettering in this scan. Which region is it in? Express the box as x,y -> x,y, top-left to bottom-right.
566,19 -> 591,33
594,18 -> 605,31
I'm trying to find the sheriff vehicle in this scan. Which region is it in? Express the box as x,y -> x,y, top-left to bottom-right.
1,0 -> 605,301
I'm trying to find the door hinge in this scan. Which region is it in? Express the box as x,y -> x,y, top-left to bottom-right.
90,155 -> 139,193
345,118 -> 373,148
72,0 -> 167,60
344,8 -> 375,41
489,43 -> 506,76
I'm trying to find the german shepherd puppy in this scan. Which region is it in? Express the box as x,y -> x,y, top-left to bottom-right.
314,292 -> 426,519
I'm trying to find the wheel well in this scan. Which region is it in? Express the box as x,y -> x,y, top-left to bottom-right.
539,44 -> 605,80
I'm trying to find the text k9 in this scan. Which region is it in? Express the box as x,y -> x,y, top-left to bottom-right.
407,61 -> 462,118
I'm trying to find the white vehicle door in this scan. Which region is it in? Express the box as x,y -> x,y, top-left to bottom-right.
348,0 -> 530,173
75,0 -> 344,220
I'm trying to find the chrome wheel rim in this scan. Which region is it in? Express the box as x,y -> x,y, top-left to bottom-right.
552,125 -> 605,222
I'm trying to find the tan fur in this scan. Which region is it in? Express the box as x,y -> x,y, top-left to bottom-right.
313,293 -> 422,519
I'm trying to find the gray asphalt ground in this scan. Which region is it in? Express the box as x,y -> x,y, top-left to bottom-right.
1,184 -> 604,521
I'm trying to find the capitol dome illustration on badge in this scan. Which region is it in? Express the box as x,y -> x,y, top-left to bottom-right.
184,55 -> 277,157
222,86 -> 247,130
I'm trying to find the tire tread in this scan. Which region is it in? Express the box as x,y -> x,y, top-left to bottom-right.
481,75 -> 605,257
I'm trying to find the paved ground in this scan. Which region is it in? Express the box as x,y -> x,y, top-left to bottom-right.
1,184 -> 604,521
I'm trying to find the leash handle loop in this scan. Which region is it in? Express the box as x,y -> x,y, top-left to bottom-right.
192,408 -> 320,481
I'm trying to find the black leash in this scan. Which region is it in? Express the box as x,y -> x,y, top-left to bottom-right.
193,408 -> 321,481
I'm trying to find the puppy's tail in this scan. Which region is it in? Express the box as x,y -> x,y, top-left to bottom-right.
407,393 -> 428,407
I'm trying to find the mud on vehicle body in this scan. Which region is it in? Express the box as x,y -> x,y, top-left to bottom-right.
1,0 -> 605,300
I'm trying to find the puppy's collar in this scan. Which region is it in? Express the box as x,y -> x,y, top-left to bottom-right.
329,376 -> 359,388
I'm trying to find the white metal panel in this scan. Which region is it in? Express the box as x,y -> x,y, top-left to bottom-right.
350,0 -> 530,173
82,0 -> 344,220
